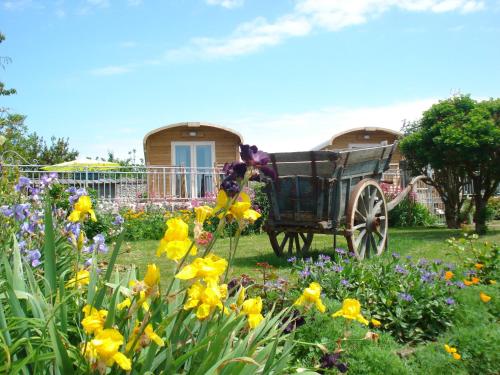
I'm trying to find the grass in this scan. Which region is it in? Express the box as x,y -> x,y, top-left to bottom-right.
116,223 -> 500,282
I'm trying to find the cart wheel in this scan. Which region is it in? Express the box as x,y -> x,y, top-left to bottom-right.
346,179 -> 388,259
268,231 -> 314,257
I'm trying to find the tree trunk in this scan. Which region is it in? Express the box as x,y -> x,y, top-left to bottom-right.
473,194 -> 489,234
444,204 -> 461,229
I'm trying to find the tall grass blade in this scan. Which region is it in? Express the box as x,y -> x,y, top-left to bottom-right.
43,198 -> 57,298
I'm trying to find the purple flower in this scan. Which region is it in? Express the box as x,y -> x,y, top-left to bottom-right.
239,144 -> 276,179
40,173 -> 58,188
320,352 -> 348,373
434,259 -> 443,265
332,264 -> 344,272
84,258 -> 93,267
406,255 -> 412,260
335,248 -> 347,256
13,204 -> 30,222
314,261 -> 325,268
318,254 -> 331,262
15,176 -> 31,192
91,234 -> 108,253
220,177 -> 240,196
0,205 -> 13,217
222,162 -> 247,179
395,264 -> 409,275
68,188 -> 87,205
299,268 -> 311,278
417,259 -> 428,267
392,252 -> 401,259
445,297 -> 455,305
305,257 -> 313,263
26,249 -> 41,267
287,256 -> 297,263
340,279 -> 351,287
282,310 -> 306,334
420,271 -> 435,283
465,269 -> 477,277
348,251 -> 356,257
398,292 -> 413,302
455,281 -> 466,289
113,214 -> 124,226
445,263 -> 456,270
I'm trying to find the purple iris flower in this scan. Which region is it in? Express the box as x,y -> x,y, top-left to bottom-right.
223,162 -> 247,179
445,297 -> 455,305
15,176 -> 31,192
40,173 -> 58,188
282,310 -> 306,334
113,214 -> 124,226
239,144 -> 276,179
91,234 -> 108,253
398,292 -> 413,302
0,205 -> 14,217
287,256 -> 297,263
320,352 -> 348,373
13,204 -> 30,222
18,240 -> 27,251
68,188 -> 87,205
26,249 -> 41,267
392,252 -> 401,259
395,264 -> 409,275
314,261 -> 325,268
434,259 -> 443,265
220,177 -> 240,196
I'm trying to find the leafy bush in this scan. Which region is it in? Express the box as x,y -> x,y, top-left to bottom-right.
487,196 -> 500,220
291,252 -> 458,343
388,196 -> 437,227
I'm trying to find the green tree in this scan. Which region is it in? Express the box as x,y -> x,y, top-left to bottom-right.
400,95 -> 500,233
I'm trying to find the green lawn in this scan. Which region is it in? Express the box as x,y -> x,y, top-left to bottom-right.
116,223 -> 500,282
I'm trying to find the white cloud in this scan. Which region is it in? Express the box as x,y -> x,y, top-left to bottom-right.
206,0 -> 244,9
119,41 -> 137,48
224,98 -> 437,152
89,65 -> 133,76
168,0 -> 485,60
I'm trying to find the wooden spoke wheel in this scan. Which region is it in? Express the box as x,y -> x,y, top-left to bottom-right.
346,179 -> 388,259
268,230 -> 314,257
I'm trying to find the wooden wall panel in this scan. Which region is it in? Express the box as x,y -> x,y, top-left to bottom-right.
320,130 -> 403,163
145,125 -> 241,167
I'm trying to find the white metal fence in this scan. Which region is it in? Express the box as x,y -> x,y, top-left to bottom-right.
4,165 -> 223,202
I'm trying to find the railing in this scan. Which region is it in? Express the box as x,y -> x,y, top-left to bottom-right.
3,165 -> 223,202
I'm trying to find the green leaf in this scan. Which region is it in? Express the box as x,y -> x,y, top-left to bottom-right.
43,198 -> 57,298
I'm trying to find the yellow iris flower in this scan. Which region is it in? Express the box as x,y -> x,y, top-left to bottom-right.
241,297 -> 264,329
81,305 -> 108,335
164,218 -> 188,241
126,323 -> 165,352
143,264 -> 160,289
66,269 -> 90,288
194,205 -> 213,224
85,329 -> 131,371
156,218 -> 197,261
294,282 -> 326,313
331,298 -> 369,325
68,195 -> 97,223
183,281 -> 228,320
175,254 -> 228,283
213,190 -> 261,223
117,298 -> 131,311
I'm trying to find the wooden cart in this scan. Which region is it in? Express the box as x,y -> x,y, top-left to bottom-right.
262,144 -> 424,259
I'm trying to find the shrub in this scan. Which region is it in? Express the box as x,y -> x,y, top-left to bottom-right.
388,196 -> 437,227
290,252 -> 457,343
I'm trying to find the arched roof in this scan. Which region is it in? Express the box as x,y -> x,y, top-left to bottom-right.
143,121 -> 244,159
312,126 -> 402,151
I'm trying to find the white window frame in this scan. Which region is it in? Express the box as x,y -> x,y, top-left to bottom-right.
348,142 -> 387,149
171,141 -> 216,197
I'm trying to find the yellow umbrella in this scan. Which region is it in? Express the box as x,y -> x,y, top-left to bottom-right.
41,159 -> 120,172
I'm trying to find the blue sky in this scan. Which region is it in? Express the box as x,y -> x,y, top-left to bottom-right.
1,0 -> 499,160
